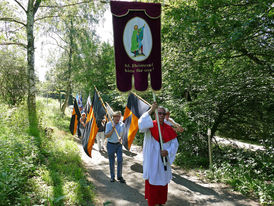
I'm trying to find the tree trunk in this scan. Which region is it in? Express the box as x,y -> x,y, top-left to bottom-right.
26,1 -> 38,136
61,84 -> 71,114
61,20 -> 74,114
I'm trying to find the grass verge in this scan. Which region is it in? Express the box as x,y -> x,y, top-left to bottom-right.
0,98 -> 95,206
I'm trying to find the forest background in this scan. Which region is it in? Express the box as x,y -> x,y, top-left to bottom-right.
0,0 -> 273,205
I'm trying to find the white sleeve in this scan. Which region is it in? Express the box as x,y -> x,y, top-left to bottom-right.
138,112 -> 153,133
165,138 -> 179,165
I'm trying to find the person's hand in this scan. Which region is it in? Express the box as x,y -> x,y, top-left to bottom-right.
174,125 -> 184,133
118,136 -> 122,144
161,150 -> 168,157
149,102 -> 157,115
177,126 -> 184,133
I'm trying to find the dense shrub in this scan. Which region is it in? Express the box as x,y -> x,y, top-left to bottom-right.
0,49 -> 27,106
206,145 -> 274,205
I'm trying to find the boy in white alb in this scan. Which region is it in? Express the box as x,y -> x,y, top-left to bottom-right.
138,103 -> 179,206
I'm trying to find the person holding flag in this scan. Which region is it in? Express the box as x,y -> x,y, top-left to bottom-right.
96,117 -> 106,152
105,111 -> 126,183
78,111 -> 87,138
138,102 -> 179,206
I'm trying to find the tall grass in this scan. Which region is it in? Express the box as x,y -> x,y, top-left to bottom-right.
0,98 -> 95,205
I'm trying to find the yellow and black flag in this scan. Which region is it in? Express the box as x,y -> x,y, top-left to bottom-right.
82,90 -> 106,157
84,95 -> 92,115
122,93 -> 150,150
105,102 -> 114,121
69,99 -> 81,135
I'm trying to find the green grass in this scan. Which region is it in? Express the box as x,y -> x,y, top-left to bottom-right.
0,98 -> 95,206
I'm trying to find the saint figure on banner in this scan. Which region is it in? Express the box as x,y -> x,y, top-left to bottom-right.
123,17 -> 152,62
131,24 -> 145,57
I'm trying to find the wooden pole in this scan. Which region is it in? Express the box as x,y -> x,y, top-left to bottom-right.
207,128 -> 212,169
94,86 -> 120,140
153,92 -> 167,171
131,91 -> 151,106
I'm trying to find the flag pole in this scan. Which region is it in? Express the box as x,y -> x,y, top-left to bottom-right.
131,91 -> 152,106
94,86 -> 120,140
152,92 -> 167,171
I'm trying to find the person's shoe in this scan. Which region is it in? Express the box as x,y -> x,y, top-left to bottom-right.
118,177 -> 126,183
110,178 -> 115,182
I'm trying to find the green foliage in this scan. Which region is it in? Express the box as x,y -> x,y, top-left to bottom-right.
0,99 -> 95,205
0,103 -> 38,205
206,145 -> 274,205
161,0 -> 273,156
0,49 -> 27,106
70,41 -> 116,100
159,1 -> 273,204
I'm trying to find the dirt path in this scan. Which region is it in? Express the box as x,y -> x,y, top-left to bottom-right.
74,138 -> 260,206
214,136 -> 264,151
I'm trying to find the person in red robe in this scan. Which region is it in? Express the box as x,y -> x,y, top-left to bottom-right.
138,102 -> 180,206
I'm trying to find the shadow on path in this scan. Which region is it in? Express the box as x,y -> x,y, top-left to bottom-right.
170,172 -> 256,206
78,143 -> 260,206
85,164 -> 146,206
172,173 -> 219,196
123,149 -> 138,157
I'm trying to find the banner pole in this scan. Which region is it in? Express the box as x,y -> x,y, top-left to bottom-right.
131,92 -> 152,106
94,86 -> 120,140
152,92 -> 167,171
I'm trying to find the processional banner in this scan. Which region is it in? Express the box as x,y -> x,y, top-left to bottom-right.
110,0 -> 162,92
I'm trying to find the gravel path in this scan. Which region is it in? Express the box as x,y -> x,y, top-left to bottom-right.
75,138 -> 260,206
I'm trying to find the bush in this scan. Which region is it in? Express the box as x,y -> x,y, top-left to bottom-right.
206,145 -> 274,205
0,49 -> 27,106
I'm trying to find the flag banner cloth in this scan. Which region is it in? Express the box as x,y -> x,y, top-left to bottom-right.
122,93 -> 150,150
110,1 -> 162,92
76,94 -> 83,110
69,99 -> 81,135
105,102 -> 114,121
84,95 -> 92,116
78,95 -> 92,138
82,90 -> 106,157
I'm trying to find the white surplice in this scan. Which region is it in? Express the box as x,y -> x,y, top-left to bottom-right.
138,112 -> 179,186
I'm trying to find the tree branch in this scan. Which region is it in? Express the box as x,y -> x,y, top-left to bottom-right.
49,34 -> 68,52
0,18 -> 26,27
34,14 -> 83,22
14,0 -> 27,13
39,0 -> 93,8
51,32 -> 68,45
34,0 -> 42,15
238,48 -> 265,66
229,54 -> 245,58
0,42 -> 27,48
34,15 -> 60,22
